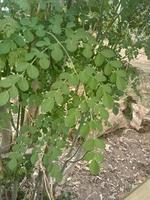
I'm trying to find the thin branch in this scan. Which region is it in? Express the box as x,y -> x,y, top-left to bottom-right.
31,47 -> 49,65
69,151 -> 88,163
43,173 -> 52,200
61,145 -> 81,174
61,146 -> 83,184
9,111 -> 17,131
41,164 -> 54,200
104,1 -> 124,35
46,31 -> 77,74
15,104 -> 21,137
98,0 -> 104,36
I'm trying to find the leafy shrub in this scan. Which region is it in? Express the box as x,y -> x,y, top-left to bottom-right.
0,0 -> 149,199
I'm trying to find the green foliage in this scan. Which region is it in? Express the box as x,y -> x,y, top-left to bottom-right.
0,91 -> 9,106
0,0 -> 149,199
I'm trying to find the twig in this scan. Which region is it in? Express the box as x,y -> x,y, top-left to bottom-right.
43,172 -> 52,200
31,47 -> 49,65
9,111 -> 17,131
85,192 -> 97,200
41,164 -> 54,200
16,104 -> 21,136
104,1 -> 123,35
61,145 -> 81,174
46,31 -> 77,74
69,151 -> 88,163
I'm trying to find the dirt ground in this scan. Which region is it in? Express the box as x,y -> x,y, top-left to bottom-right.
62,128 -> 150,200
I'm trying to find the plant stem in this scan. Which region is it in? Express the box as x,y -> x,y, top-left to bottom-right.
11,181 -> 18,200
104,0 -> 123,35
47,31 -> 77,74
20,106 -> 25,127
16,105 -> 21,137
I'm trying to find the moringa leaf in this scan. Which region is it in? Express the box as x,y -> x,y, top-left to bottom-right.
51,44 -> 63,62
0,91 -> 9,106
17,77 -> 29,91
27,64 -> 39,79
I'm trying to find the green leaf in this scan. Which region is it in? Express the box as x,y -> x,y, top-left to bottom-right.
50,163 -> 62,182
96,87 -> 103,99
50,148 -> 61,161
59,72 -> 69,80
8,158 -> 17,171
104,64 -> 113,76
102,84 -> 112,94
0,42 -> 10,55
9,85 -> 18,99
94,139 -> 105,149
27,65 -> 39,79
87,98 -> 97,109
75,28 -> 85,40
39,57 -> 49,69
36,29 -> 46,37
82,44 -> 93,58
51,24 -> 62,35
0,91 -> 9,106
110,60 -> 122,68
89,120 -> 103,132
61,83 -> 69,95
23,30 -> 34,42
14,0 -> 30,11
51,44 -> 63,62
25,52 -> 35,61
102,93 -> 114,109
95,72 -> 106,83
84,152 -> 95,161
17,77 -> 29,91
83,139 -> 95,151
68,74 -> 79,86
116,70 -> 126,77
116,76 -> 127,90
54,91 -> 63,105
101,49 -> 115,58
80,101 -> 88,112
89,160 -> 100,175
99,105 -> 109,120
36,41 -> 47,47
87,77 -> 98,90
80,123 -> 90,138
0,58 -> 5,70
94,53 -> 105,66
65,114 -> 76,128
110,73 -> 116,83
31,152 -> 38,165
94,153 -> 104,162
89,120 -> 96,130
16,62 -> 29,72
15,35 -> 26,47
66,39 -> 78,52
0,75 -> 19,88
79,71 -> 89,84
41,98 -> 54,113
